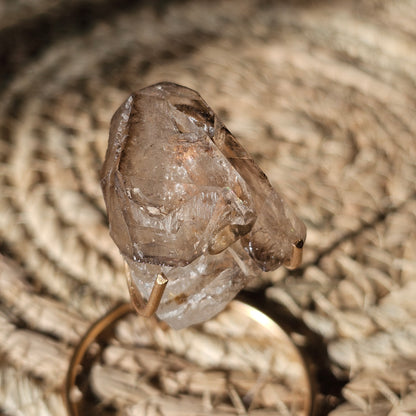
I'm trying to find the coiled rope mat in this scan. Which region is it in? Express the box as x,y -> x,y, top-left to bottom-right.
1,0 -> 416,414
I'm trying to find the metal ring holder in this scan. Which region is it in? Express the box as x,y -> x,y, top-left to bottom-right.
64,295 -> 316,416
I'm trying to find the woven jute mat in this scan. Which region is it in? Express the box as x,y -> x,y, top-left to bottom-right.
1,0 -> 416,414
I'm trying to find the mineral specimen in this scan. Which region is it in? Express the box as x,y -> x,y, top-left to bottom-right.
101,82 -> 306,329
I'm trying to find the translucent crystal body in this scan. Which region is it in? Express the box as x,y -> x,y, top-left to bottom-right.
101,82 -> 306,329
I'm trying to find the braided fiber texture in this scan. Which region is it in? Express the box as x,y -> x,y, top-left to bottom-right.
1,0 -> 416,414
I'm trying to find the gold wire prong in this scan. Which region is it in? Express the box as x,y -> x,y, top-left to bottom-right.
134,273 -> 168,318
284,240 -> 304,270
124,263 -> 169,318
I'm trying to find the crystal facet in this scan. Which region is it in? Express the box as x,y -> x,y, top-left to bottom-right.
101,82 -> 306,329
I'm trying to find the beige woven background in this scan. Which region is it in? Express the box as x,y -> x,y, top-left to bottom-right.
1,0 -> 416,414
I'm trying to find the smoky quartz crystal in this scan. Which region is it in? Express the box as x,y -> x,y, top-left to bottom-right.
101,82 -> 306,329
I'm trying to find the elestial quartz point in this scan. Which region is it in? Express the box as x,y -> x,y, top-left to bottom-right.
101,82 -> 306,329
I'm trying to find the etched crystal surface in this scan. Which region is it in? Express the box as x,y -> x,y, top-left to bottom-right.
101,82 -> 306,329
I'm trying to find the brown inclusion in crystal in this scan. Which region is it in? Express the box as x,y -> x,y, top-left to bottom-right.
101,82 -> 306,329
